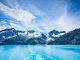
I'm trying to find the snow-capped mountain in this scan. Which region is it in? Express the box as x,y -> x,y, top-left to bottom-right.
0,28 -> 67,45
20,30 -> 47,40
48,30 -> 66,38
0,28 -> 80,45
0,28 -> 24,39
0,28 -> 48,45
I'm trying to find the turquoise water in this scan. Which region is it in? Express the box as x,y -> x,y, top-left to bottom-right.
0,45 -> 80,60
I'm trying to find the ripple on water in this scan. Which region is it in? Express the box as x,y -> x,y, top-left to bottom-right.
0,45 -> 80,60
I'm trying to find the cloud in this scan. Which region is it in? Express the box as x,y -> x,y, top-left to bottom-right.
10,23 -> 26,31
0,2 -> 36,23
36,0 -> 80,32
0,25 -> 6,30
0,21 -> 8,30
57,14 -> 80,32
0,2 -> 37,31
0,0 -> 80,33
27,5 -> 46,17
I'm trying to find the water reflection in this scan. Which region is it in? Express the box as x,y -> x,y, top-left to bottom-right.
0,45 -> 80,60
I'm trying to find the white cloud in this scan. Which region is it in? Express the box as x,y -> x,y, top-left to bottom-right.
0,26 -> 7,30
0,2 -> 36,23
0,0 -> 80,33
10,23 -> 26,31
0,2 -> 37,31
27,5 -> 46,16
57,14 -> 80,32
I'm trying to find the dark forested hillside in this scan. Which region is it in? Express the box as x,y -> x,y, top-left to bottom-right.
53,28 -> 80,45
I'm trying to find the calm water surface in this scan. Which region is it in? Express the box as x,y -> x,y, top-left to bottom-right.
0,45 -> 80,60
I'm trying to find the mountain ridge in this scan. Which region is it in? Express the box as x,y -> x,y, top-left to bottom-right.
0,28 -> 80,45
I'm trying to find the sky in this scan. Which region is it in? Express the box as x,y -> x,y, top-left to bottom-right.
0,0 -> 80,33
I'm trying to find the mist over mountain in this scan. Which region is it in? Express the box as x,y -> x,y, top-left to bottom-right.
0,28 -> 47,45
48,30 -> 66,38
0,28 -> 80,45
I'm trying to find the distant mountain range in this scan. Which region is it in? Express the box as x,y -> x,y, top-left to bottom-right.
0,28 -> 80,45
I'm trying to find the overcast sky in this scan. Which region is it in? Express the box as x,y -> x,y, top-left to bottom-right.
0,0 -> 80,33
